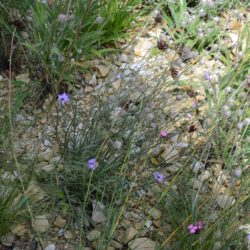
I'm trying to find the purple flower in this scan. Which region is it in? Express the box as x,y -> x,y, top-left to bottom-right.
87,158 -> 98,170
160,130 -> 168,137
153,172 -> 165,183
188,220 -> 204,234
188,224 -> 197,234
196,220 -> 204,230
58,92 -> 69,105
203,71 -> 210,81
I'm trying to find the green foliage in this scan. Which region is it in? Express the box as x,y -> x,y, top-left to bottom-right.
0,182 -> 26,237
161,0 -> 221,51
1,0 -> 141,92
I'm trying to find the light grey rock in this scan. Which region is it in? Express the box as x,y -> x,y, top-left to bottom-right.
64,231 -> 73,239
24,181 -> 46,202
34,215 -> 49,233
192,161 -> 204,173
112,79 -> 121,91
167,165 -> 180,174
198,170 -> 211,182
86,229 -> 101,241
85,86 -> 94,94
160,145 -> 179,163
110,240 -> 123,249
49,156 -> 61,164
89,74 -> 97,86
96,64 -> 111,78
92,201 -> 106,224
11,224 -> 27,236
1,233 -> 15,247
192,179 -> 203,189
41,164 -> 55,172
128,237 -> 157,250
123,227 -> 138,244
216,195 -> 235,209
53,216 -> 66,228
147,208 -> 162,220
43,139 -> 51,147
118,53 -> 129,62
45,244 -> 56,250
15,114 -> 25,122
37,149 -> 53,162
145,220 -> 152,229
113,140 -> 123,150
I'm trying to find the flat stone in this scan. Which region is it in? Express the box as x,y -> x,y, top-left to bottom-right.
15,73 -> 30,83
147,208 -> 162,220
34,215 -> 49,233
145,220 -> 152,229
24,181 -> 46,202
49,156 -> 61,164
123,227 -> 138,244
167,165 -> 180,174
152,220 -> 161,228
92,201 -> 106,224
212,183 -> 227,195
198,170 -> 211,182
85,85 -> 94,94
160,145 -> 179,163
64,231 -> 73,239
118,53 -> 129,62
192,161 -> 204,173
1,233 -> 15,247
41,164 -> 55,172
133,39 -> 155,57
96,64 -> 111,78
43,139 -> 51,147
107,247 -> 115,250
191,178 -> 203,189
53,215 -> 66,228
216,195 -> 235,209
112,79 -> 121,91
86,229 -> 101,241
11,224 -> 27,236
37,149 -> 53,162
15,114 -> 25,122
45,244 -> 56,250
89,74 -> 97,86
110,240 -> 123,249
128,238 -> 157,250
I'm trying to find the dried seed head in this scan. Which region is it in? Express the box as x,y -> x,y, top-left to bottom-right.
224,86 -> 232,94
232,168 -> 242,177
95,16 -> 104,24
57,14 -> 68,23
237,122 -> 243,130
157,39 -> 168,51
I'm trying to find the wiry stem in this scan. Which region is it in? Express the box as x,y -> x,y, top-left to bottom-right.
7,29 -> 44,248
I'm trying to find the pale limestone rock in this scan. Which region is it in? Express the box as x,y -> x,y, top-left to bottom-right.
216,195 -> 235,209
64,231 -> 73,239
86,229 -> 101,241
45,244 -> 56,250
53,215 -> 66,228
92,201 -> 106,224
147,208 -> 162,220
11,224 -> 27,236
96,64 -> 111,78
123,227 -> 138,244
25,181 -> 46,203
34,215 -> 49,233
128,238 -> 157,250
